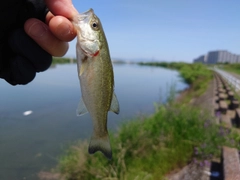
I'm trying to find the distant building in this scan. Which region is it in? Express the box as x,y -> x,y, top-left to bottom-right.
237,56 -> 240,63
207,51 -> 219,64
193,50 -> 240,64
193,55 -> 207,64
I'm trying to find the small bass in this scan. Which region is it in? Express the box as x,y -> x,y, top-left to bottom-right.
72,9 -> 119,159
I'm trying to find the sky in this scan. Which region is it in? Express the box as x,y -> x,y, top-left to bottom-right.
66,0 -> 240,62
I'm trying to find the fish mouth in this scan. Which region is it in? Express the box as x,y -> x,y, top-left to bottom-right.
80,8 -> 94,17
74,8 -> 94,22
73,8 -> 99,56
72,8 -> 95,41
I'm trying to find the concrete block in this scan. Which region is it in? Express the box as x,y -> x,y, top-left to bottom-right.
220,114 -> 232,128
219,93 -> 227,100
219,100 -> 227,114
222,146 -> 240,180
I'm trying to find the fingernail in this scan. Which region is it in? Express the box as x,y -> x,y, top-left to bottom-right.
57,23 -> 71,37
28,22 -> 48,38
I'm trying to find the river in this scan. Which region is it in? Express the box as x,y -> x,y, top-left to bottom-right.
0,63 -> 188,180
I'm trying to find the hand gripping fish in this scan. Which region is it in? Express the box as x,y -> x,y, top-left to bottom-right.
72,9 -> 120,159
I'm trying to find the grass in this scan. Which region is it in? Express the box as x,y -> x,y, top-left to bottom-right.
220,63 -> 240,75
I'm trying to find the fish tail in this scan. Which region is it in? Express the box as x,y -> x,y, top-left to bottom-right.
88,132 -> 112,159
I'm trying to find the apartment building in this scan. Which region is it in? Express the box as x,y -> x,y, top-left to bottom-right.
193,50 -> 240,64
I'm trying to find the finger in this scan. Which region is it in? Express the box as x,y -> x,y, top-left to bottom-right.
45,11 -> 54,24
24,18 -> 69,57
45,12 -> 76,41
48,15 -> 76,41
44,0 -> 78,19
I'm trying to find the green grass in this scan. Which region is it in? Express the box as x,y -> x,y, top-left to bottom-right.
55,103 -> 240,180
220,63 -> 240,75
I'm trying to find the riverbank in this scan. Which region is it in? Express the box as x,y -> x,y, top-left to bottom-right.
38,63 -> 240,180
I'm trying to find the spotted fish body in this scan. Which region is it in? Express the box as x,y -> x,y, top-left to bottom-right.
72,9 -> 119,159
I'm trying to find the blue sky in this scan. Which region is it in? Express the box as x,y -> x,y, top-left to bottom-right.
67,0 -> 240,62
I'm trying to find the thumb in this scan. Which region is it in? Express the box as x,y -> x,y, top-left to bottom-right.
24,18 -> 69,56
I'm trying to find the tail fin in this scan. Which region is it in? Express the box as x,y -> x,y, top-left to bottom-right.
88,133 -> 112,160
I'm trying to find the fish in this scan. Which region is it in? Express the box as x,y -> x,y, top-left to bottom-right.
72,9 -> 120,159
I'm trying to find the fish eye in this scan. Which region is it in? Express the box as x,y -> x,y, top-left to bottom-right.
91,21 -> 99,30
92,23 -> 97,28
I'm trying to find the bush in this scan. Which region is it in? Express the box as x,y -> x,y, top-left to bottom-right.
222,63 -> 240,74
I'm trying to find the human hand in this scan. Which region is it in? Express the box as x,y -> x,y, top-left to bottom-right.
0,0 -> 78,85
24,0 -> 78,57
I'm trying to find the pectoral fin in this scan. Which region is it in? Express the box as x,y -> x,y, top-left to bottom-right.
79,61 -> 87,76
76,98 -> 88,116
109,92 -> 120,114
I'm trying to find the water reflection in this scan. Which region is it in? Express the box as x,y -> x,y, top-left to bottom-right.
0,63 -> 188,179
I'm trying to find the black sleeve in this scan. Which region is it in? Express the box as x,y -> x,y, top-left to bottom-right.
0,0 -> 52,85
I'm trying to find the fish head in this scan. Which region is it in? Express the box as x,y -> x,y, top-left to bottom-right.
73,9 -> 102,57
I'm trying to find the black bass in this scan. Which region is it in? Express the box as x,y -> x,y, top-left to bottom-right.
72,9 -> 119,159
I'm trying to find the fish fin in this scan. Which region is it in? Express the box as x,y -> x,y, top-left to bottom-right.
76,98 -> 88,116
79,60 -> 87,76
109,92 -> 120,114
88,133 -> 112,159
